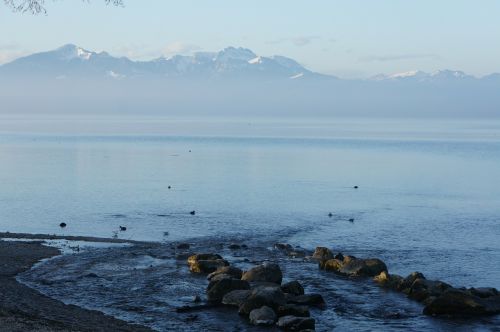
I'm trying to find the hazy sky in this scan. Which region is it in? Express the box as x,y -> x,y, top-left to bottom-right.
1,0 -> 500,78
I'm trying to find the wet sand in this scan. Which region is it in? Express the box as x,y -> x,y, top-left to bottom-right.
0,237 -> 152,332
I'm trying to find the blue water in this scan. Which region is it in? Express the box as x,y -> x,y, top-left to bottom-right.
1,116 -> 500,330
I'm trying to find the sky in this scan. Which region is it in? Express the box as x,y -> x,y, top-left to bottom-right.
1,0 -> 500,78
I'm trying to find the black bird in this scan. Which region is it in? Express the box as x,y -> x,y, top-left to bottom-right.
190,210 -> 196,215
349,218 -> 354,222
59,222 -> 67,228
119,226 -> 127,231
353,186 -> 359,189
328,213 -> 333,218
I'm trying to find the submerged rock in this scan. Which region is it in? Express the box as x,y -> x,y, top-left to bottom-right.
277,315 -> 315,331
206,278 -> 250,303
242,262 -> 283,285
281,281 -> 305,296
274,243 -> 293,251
249,306 -> 277,326
423,289 -> 500,316
238,286 -> 286,315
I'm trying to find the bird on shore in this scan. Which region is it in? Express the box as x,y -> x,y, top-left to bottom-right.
190,210 -> 196,215
119,226 -> 127,231
59,222 -> 67,228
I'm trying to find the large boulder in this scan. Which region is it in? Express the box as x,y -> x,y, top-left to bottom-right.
222,289 -> 251,307
407,278 -> 452,302
276,315 -> 315,331
187,253 -> 228,274
467,287 -> 499,299
238,286 -> 286,315
423,289 -> 500,316
242,262 -> 283,285
339,258 -> 387,277
322,258 -> 343,271
281,281 -> 305,296
207,266 -> 242,281
249,306 -> 277,326
206,278 -> 250,303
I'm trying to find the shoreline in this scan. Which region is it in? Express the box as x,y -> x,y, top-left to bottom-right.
0,236 -> 152,332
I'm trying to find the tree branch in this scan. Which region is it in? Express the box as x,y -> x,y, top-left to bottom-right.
4,0 -> 124,14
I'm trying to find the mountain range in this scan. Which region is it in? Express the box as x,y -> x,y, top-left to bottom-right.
1,44 -> 499,83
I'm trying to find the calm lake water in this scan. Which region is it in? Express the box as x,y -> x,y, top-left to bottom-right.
1,115 -> 500,330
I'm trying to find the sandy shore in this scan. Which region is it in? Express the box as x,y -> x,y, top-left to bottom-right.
0,235 -> 152,332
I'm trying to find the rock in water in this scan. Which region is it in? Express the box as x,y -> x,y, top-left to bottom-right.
238,286 -> 286,314
249,306 -> 277,326
339,258 -> 387,277
207,266 -> 243,281
286,293 -> 326,309
281,281 -> 305,296
423,289 -> 500,316
206,278 -> 250,303
277,304 -> 310,317
373,271 -> 404,290
277,315 -> 315,330
312,247 -> 333,262
222,290 -> 252,307
241,262 -> 283,284
407,278 -> 453,302
187,253 -> 228,274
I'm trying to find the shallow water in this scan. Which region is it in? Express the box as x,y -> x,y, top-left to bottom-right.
2,115 -> 500,330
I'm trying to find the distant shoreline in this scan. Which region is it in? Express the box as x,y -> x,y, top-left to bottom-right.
0,235 -> 152,332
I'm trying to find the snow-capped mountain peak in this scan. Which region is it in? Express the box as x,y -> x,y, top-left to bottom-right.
56,44 -> 94,60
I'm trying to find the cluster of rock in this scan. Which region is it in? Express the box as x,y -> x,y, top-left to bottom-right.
312,247 -> 500,317
187,253 -> 324,330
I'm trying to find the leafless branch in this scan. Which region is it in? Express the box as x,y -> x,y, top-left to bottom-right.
3,0 -> 124,14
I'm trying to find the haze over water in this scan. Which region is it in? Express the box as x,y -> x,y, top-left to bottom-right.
1,115 -> 499,291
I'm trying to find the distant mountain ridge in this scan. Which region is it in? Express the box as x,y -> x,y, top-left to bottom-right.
0,44 -> 327,80
1,44 -> 499,83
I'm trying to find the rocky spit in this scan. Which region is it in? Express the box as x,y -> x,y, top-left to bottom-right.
2,233 -> 500,331
180,244 -> 500,331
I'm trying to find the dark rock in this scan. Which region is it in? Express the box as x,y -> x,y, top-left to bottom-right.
242,262 -> 283,284
312,247 -> 333,262
398,272 -> 426,293
287,249 -> 307,258
338,258 -> 387,277
373,271 -> 404,290
277,315 -> 315,331
274,243 -> 293,251
119,226 -> 127,231
176,243 -> 190,250
249,306 -> 277,326
207,266 -> 243,281
407,278 -> 453,302
59,222 -> 67,228
333,252 -> 344,261
207,273 -> 234,283
228,243 -> 241,250
238,286 -> 286,315
281,281 -> 304,296
423,289 -> 500,316
222,290 -> 252,307
354,185 -> 359,189
187,253 -> 228,274
277,304 -> 310,317
348,218 -> 354,222
189,210 -> 196,215
322,258 -> 343,271
286,294 -> 326,309
206,278 -> 250,303
468,287 -> 499,299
